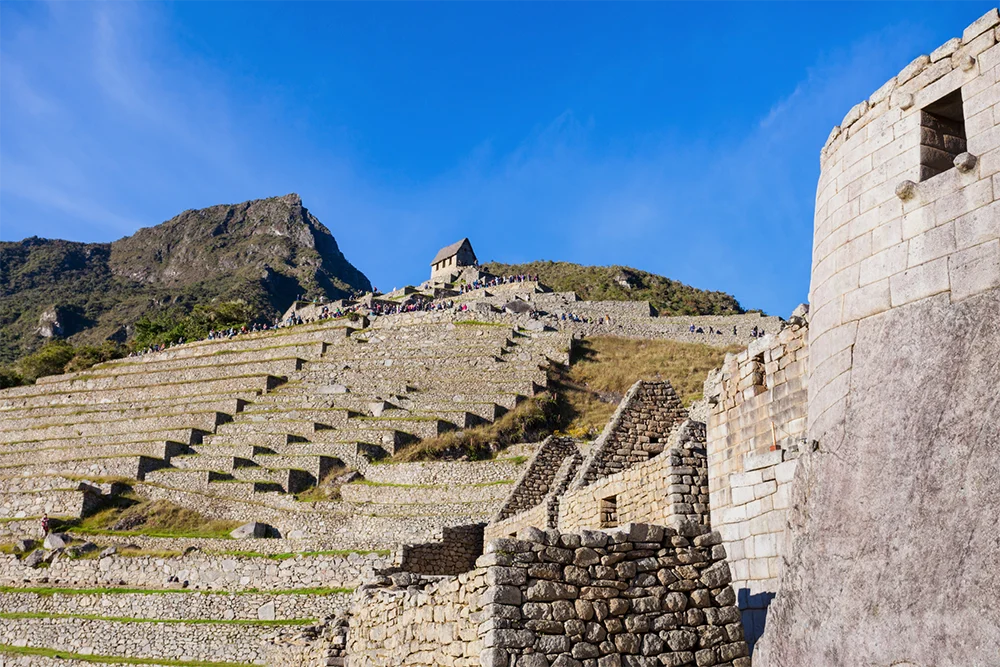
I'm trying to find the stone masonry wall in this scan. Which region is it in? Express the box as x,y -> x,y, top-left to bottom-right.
702,319 -> 808,652
396,523 -> 486,576
558,420 -> 710,533
494,437 -> 582,522
574,381 -> 688,486
478,523 -> 749,667
0,551 -> 390,591
347,523 -> 749,667
348,569 -> 487,666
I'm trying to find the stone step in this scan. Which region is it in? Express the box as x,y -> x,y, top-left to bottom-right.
95,323 -> 354,369
359,459 -> 526,486
0,403 -> 240,435
0,615 -> 284,664
0,429 -> 205,452
215,419 -> 329,437
0,397 -> 250,423
201,432 -> 293,448
250,454 -> 343,480
0,588 -> 350,622
0,455 -> 169,481
237,406 -> 356,425
338,481 -> 513,505
86,341 -> 327,377
0,487 -> 91,521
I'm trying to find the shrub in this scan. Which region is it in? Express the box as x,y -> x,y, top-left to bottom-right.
16,340 -> 75,382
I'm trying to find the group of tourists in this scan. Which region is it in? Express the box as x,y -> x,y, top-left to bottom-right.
458,274 -> 538,294
685,323 -> 767,338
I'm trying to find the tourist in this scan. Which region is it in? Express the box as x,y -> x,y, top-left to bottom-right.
41,513 -> 50,537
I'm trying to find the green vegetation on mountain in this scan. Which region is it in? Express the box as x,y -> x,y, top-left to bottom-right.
0,194 -> 371,366
483,260 -> 744,316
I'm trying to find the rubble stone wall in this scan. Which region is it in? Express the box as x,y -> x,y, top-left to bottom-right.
559,421 -> 709,532
396,523 -> 485,576
348,569 -> 487,666
574,381 -> 688,486
0,551 -> 390,591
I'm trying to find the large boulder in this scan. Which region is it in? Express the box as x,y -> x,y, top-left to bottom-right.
43,533 -> 67,550
230,522 -> 269,539
23,550 -> 46,568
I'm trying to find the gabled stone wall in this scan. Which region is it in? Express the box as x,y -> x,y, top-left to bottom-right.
574,381 -> 688,486
558,419 -> 709,533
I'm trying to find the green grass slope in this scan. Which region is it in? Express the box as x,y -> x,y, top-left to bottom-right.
484,260 -> 744,316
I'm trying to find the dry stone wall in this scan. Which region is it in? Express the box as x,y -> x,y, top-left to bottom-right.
349,569 -> 487,666
575,381 -> 688,486
479,523 -> 749,667
559,420 -> 709,533
757,10 -> 1000,666
702,320 -> 808,651
0,589 -> 349,621
495,437 -> 582,521
396,523 -> 486,576
0,551 -> 389,591
348,524 -> 749,667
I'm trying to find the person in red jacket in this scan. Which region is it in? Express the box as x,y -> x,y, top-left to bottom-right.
41,514 -> 50,537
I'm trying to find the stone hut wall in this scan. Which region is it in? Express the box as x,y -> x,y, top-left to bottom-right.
396,523 -> 486,576
494,436 -> 581,521
702,320 -> 808,650
757,10 -> 1000,666
558,420 -> 710,533
347,523 -> 749,667
486,446 -> 584,542
573,381 -> 688,486
348,570 -> 487,666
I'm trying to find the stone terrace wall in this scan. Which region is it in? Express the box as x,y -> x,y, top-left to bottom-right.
758,10 -> 1000,666
0,551 -> 390,591
702,320 -> 808,651
348,570 -> 487,667
347,523 -> 749,667
558,420 -> 710,533
574,381 -> 687,486
396,523 -> 485,576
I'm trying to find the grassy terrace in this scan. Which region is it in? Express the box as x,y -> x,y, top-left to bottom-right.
0,644 -> 249,667
0,611 -> 315,626
352,480 -> 513,489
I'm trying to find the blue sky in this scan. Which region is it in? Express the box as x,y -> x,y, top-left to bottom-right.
1,2 -> 995,316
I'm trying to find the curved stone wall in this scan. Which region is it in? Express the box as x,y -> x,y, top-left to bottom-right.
758,9 -> 1000,666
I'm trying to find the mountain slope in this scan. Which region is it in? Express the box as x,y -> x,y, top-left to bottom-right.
483,260 -> 745,316
0,194 -> 370,363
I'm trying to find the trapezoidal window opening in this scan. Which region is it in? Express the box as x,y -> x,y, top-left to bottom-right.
919,89 -> 966,182
600,495 -> 618,528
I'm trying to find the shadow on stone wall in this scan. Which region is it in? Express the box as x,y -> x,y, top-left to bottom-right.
738,589 -> 775,654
